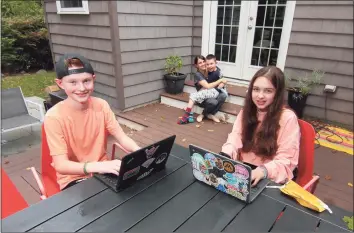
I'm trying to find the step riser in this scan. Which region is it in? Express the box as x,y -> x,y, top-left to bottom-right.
161,96 -> 236,124
183,85 -> 245,106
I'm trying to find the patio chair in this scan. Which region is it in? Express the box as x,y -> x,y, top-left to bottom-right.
1,168 -> 29,218
30,124 -> 129,199
296,119 -> 320,194
1,87 -> 44,142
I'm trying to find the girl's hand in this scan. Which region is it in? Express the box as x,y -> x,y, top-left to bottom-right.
87,160 -> 122,175
251,167 -> 265,187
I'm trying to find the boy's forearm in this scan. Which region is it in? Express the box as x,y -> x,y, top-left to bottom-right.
54,159 -> 91,175
113,133 -> 140,153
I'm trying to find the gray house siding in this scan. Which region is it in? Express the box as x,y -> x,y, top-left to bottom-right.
190,1 -> 204,78
117,1 -> 194,109
284,1 -> 353,126
44,1 -> 118,107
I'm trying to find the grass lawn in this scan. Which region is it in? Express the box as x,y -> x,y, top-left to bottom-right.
1,72 -> 56,99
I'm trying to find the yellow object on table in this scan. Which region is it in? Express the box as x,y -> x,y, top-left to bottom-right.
279,180 -> 333,214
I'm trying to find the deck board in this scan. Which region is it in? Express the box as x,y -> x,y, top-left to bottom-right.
1,103 -> 353,212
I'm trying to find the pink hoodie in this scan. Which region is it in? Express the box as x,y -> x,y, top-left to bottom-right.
221,108 -> 300,184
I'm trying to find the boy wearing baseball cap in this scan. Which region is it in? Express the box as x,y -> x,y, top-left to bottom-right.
45,53 -> 141,190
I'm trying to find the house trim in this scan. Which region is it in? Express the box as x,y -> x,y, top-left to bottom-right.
43,0 -> 55,72
276,1 -> 296,71
55,0 -> 90,15
108,1 -> 125,110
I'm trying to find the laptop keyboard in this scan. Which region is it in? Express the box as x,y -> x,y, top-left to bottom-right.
95,173 -> 118,189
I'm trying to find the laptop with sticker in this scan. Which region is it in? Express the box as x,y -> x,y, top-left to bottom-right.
94,135 -> 176,192
189,144 -> 270,203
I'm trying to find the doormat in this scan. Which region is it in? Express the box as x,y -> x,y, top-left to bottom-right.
312,122 -> 353,155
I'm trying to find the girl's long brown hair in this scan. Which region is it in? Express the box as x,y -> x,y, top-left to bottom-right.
241,66 -> 286,158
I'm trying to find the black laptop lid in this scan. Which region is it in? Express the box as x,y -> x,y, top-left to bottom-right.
116,135 -> 176,190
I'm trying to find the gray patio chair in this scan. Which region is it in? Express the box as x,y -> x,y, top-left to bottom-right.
1,87 -> 44,136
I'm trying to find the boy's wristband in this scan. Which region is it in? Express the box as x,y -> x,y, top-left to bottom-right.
83,162 -> 89,175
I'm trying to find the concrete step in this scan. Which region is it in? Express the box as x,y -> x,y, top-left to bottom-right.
160,92 -> 242,124
183,80 -> 247,106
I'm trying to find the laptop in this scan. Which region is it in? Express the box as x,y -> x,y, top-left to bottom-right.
189,144 -> 270,203
94,135 -> 176,192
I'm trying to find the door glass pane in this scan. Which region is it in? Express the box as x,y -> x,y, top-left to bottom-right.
265,6 -> 276,26
222,46 -> 229,62
275,6 -> 286,27
278,0 -> 287,4
256,6 -> 266,26
215,45 -> 221,61
259,49 -> 270,66
224,6 -> 233,25
251,48 -> 260,66
269,50 -> 278,65
272,29 -> 282,48
225,0 -> 233,5
216,26 -> 223,43
250,1 -> 287,67
230,46 -> 237,62
214,1 -> 241,63
223,26 -> 231,44
218,0 -> 225,5
230,26 -> 239,45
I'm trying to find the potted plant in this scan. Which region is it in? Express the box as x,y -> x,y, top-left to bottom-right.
163,55 -> 187,94
285,69 -> 324,118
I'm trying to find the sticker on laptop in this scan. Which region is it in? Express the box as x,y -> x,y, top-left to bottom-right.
145,145 -> 160,159
223,161 -> 235,173
136,168 -> 154,180
155,152 -> 168,164
204,153 -> 216,169
235,164 -> 249,180
215,158 -> 224,171
142,158 -> 155,168
122,166 -> 140,180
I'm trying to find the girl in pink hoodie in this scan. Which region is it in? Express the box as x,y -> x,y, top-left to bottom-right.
221,66 -> 300,186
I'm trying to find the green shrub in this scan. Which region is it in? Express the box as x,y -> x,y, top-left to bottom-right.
1,0 -> 53,73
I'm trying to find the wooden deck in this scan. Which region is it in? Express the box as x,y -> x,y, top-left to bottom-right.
2,103 -> 353,213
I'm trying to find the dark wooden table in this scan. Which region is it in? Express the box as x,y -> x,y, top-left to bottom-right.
2,144 -> 352,232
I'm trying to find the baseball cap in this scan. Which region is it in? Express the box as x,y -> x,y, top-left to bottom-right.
55,53 -> 94,79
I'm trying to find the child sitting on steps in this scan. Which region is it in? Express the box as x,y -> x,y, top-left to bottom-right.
177,55 -> 227,124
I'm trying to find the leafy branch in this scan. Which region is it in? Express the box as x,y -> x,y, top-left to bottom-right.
164,55 -> 183,76
285,69 -> 324,96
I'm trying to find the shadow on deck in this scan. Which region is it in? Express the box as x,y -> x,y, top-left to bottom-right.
1,103 -> 353,213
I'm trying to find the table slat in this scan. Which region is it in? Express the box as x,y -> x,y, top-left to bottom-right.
2,178 -> 107,232
262,188 -> 352,230
175,192 -> 246,232
271,206 -> 320,232
171,144 -> 190,163
30,156 -> 186,232
126,182 -> 218,232
316,220 -> 350,232
223,195 -> 285,232
78,164 -> 195,232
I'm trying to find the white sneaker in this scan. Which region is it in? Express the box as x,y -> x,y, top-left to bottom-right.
197,114 -> 204,122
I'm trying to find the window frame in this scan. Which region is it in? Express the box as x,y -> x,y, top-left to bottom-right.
56,0 -> 89,15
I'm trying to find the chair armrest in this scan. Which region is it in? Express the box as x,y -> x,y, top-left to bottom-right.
25,99 -> 45,122
30,167 -> 47,199
303,175 -> 320,194
111,142 -> 129,160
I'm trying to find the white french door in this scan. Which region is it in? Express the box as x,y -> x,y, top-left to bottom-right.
202,0 -> 296,81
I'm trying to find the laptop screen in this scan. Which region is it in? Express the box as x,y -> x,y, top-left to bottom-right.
190,146 -> 251,202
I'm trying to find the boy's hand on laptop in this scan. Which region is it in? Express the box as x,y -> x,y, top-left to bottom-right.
251,167 -> 264,187
87,160 -> 122,176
